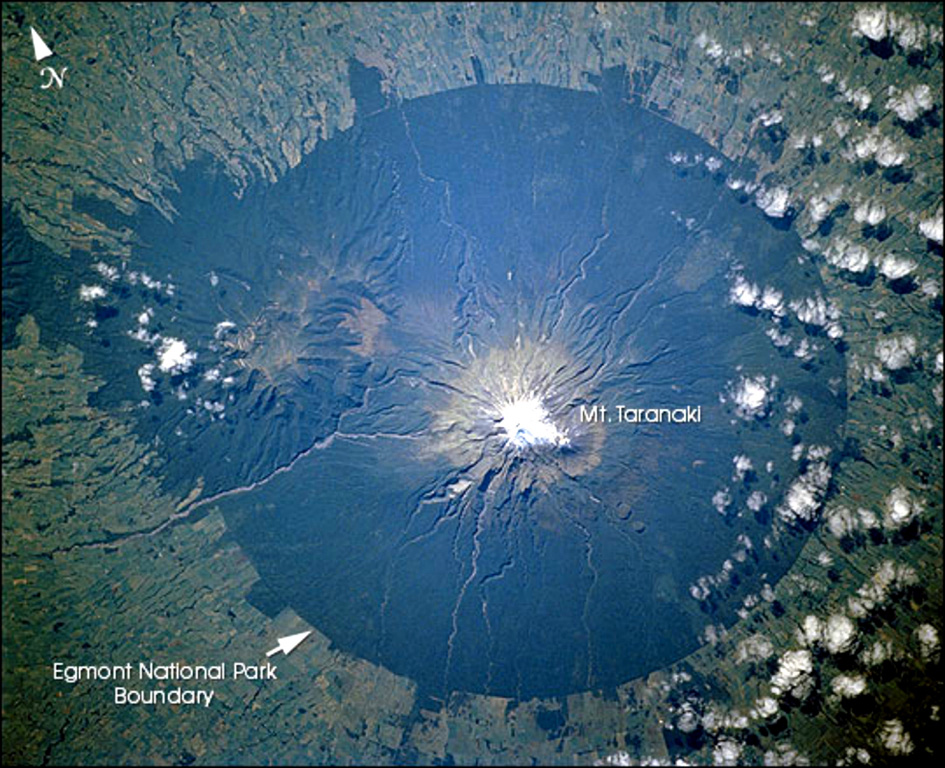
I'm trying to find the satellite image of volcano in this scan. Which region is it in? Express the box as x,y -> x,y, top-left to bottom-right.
2,3 -> 941,766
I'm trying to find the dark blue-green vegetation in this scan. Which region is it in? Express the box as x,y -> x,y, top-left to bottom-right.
4,74 -> 845,700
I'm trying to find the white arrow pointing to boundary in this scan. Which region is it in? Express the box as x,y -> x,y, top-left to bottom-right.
30,27 -> 53,62
265,631 -> 312,658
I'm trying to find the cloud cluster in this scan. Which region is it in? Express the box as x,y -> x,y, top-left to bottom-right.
852,5 -> 942,51
852,199 -> 886,226
777,461 -> 832,524
789,293 -> 843,339
831,673 -> 867,699
883,485 -> 923,529
736,633 -> 775,664
807,187 -> 844,224
797,612 -> 857,654
156,337 -> 198,375
824,504 -> 880,538
770,649 -> 813,699
712,487 -> 733,515
92,261 -> 120,282
918,205 -> 943,244
875,334 -> 917,370
712,740 -> 742,766
762,743 -> 808,766
847,559 -> 918,618
727,374 -> 776,419
877,253 -> 917,281
78,284 -> 107,302
729,274 -> 787,317
732,454 -> 753,481
747,491 -> 768,512
137,363 -> 156,393
879,719 -> 913,755
756,186 -> 792,218
886,83 -> 934,122
915,624 -> 940,662
824,237 -> 873,273
861,639 -> 898,667
850,127 -> 908,167
824,613 -> 857,654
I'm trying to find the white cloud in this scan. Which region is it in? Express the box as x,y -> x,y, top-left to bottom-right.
875,137 -> 908,167
790,293 -> 843,338
845,85 -> 873,112
825,238 -> 873,273
825,504 -> 857,538
808,196 -> 831,223
831,674 -> 867,698
747,491 -> 768,511
156,337 -> 197,375
713,740 -> 742,766
880,719 -> 913,755
798,615 -> 822,646
883,485 -> 922,529
92,261 -> 120,282
730,275 -> 760,307
770,649 -> 813,698
875,335 -> 917,370
78,284 -> 107,302
758,286 -> 785,316
729,275 -> 786,317
713,487 -> 733,515
736,634 -> 775,663
754,696 -> 778,718
729,374 -> 775,419
137,363 -> 156,392
676,702 -> 701,733
756,186 -> 792,218
852,6 -> 937,51
127,326 -> 159,345
852,6 -> 889,41
886,83 -> 934,121
848,559 -> 918,618
878,254 -> 917,281
733,454 -> 753,481
853,200 -> 886,226
824,613 -> 857,654
852,128 -> 908,167
777,462 -> 831,523
918,206 -> 943,244
767,326 -> 793,348
861,639 -> 895,666
706,156 -> 723,172
762,743 -> 807,766
916,624 -> 940,662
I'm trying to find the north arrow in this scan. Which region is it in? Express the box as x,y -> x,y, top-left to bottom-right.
30,27 -> 53,62
265,630 -> 312,657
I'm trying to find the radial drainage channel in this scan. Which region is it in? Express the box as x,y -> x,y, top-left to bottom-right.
56,80 -> 845,699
